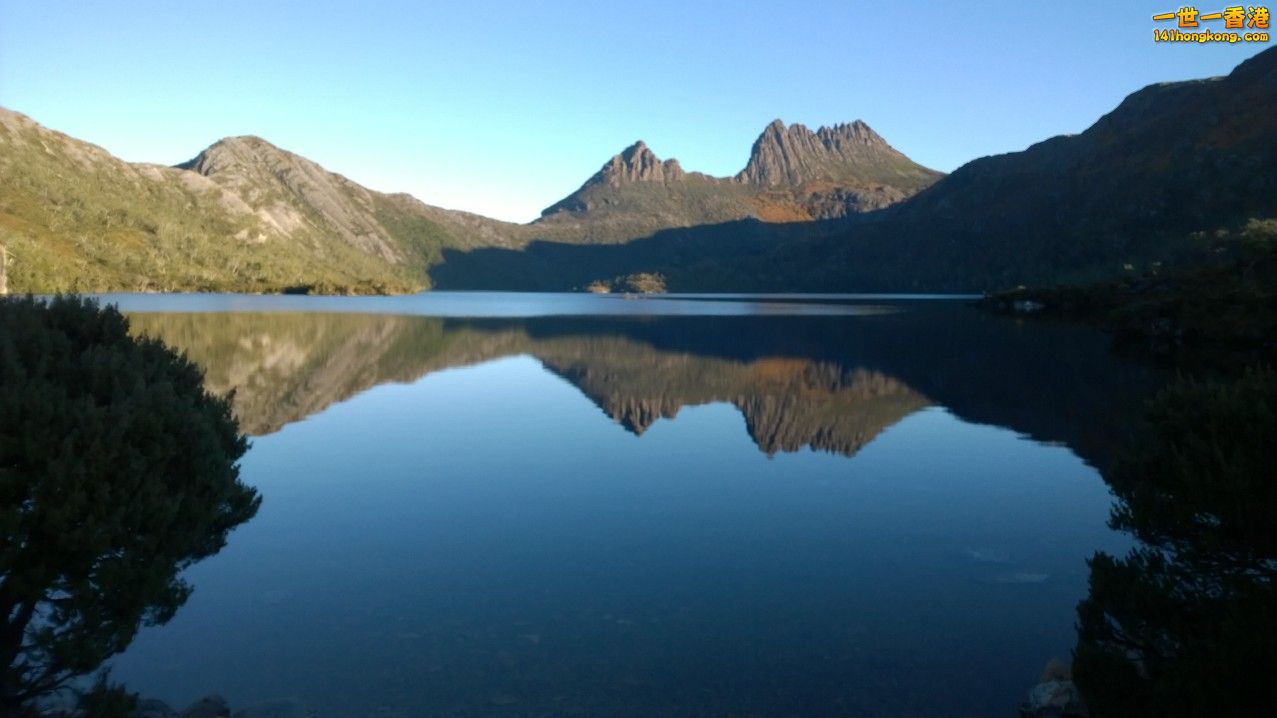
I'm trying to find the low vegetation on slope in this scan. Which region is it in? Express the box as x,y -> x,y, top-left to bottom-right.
0,110 -> 432,293
0,111 -> 942,294
982,219 -> 1277,372
0,110 -> 536,294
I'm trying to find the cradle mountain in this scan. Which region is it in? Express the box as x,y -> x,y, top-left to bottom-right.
1,46 -> 1274,294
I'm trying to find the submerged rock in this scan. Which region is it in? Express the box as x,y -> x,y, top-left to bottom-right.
134,698 -> 179,718
129,695 -> 314,718
1021,660 -> 1087,717
1021,679 -> 1086,716
179,695 -> 230,718
232,698 -> 317,718
964,547 -> 1011,563
986,571 -> 1050,584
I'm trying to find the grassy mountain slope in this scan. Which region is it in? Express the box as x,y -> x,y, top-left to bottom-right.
0,109 -> 434,293
0,109 -> 536,294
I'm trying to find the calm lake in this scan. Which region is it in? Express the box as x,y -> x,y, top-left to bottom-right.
97,292 -> 1153,716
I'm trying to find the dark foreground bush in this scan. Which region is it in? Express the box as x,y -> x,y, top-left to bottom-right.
1074,367 -> 1277,715
0,296 -> 260,711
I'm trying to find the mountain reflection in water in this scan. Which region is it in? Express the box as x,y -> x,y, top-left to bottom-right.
128,303 -> 1153,467
100,297 -> 1168,716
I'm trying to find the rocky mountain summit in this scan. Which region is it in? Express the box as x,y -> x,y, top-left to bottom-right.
534,118 -> 943,240
736,119 -> 940,189
437,47 -> 1277,294
177,134 -> 524,259
596,141 -> 689,185
179,135 -> 407,261
540,141 -> 699,216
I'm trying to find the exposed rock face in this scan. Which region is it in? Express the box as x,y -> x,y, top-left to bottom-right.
600,141 -> 687,185
798,183 -> 916,218
735,119 -> 937,189
533,119 -> 943,241
1020,680 -> 1086,717
181,136 -> 402,261
540,141 -> 697,216
178,136 -> 526,262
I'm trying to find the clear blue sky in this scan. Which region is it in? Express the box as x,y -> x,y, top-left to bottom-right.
0,1 -> 1266,222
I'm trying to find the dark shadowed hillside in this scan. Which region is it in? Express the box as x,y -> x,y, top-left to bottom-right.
436,47 -> 1277,292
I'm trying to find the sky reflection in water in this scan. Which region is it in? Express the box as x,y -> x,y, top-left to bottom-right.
106,295 -> 1150,716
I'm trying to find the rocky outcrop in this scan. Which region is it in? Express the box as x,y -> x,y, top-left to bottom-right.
539,141 -> 697,216
597,141 -> 687,186
735,119 -> 939,189
178,135 -> 526,262
181,136 -> 403,261
125,694 -> 316,718
534,118 -> 943,238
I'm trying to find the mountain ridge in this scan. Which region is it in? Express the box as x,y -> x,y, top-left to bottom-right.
431,47 -> 1277,293
0,108 -> 937,292
532,118 -> 942,242
734,119 -> 939,189
4,47 -> 1272,294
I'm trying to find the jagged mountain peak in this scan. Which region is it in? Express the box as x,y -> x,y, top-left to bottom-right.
535,118 -> 942,225
754,118 -> 878,143
603,140 -> 685,185
539,140 -> 690,218
736,117 -> 936,188
760,118 -> 875,138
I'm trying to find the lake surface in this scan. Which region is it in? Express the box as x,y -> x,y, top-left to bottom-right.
102,293 -> 1153,716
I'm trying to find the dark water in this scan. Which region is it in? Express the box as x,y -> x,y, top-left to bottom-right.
99,293 -> 1154,716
